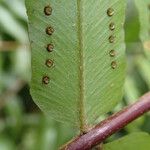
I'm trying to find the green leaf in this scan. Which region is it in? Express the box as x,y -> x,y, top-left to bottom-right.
134,0 -> 150,57
136,56 -> 150,88
125,0 -> 140,44
0,53 -> 2,69
4,96 -> 23,137
0,5 -> 28,43
124,76 -> 140,104
33,116 -> 57,150
124,76 -> 145,132
0,137 -> 15,150
13,46 -> 31,81
2,0 -> 27,21
104,132 -> 150,150
26,0 -> 126,131
134,0 -> 150,43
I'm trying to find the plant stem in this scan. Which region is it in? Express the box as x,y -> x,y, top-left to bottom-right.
60,92 -> 150,150
0,41 -> 29,51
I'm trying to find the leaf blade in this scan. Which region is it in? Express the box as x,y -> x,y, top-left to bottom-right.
104,132 -> 150,150
134,0 -> 150,57
26,0 -> 126,130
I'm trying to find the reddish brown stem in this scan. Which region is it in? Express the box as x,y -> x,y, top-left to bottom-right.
60,92 -> 150,150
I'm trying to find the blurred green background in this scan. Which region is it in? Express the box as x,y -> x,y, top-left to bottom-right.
0,0 -> 150,150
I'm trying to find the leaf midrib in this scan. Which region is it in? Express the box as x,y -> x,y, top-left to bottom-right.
77,0 -> 86,133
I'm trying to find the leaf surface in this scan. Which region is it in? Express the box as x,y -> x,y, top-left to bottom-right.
26,0 -> 126,131
104,132 -> 150,150
136,56 -> 150,88
134,0 -> 150,57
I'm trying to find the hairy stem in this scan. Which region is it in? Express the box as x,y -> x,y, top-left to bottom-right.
60,92 -> 150,150
77,0 -> 86,133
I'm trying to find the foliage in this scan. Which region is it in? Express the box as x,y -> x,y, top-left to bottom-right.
26,0 -> 126,132
104,132 -> 150,150
0,0 -> 150,150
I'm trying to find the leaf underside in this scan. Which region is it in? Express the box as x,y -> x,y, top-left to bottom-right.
26,0 -> 126,132
104,132 -> 150,150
